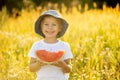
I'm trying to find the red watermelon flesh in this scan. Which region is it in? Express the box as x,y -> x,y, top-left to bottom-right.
36,50 -> 65,63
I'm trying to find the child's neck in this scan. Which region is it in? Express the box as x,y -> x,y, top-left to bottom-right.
44,38 -> 58,44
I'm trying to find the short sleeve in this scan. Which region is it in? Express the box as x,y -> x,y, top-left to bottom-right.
28,42 -> 37,58
63,43 -> 73,60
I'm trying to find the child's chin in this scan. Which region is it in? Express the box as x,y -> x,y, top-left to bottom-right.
45,35 -> 56,38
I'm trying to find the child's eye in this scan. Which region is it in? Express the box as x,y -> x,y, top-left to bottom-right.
44,24 -> 48,26
52,24 -> 57,26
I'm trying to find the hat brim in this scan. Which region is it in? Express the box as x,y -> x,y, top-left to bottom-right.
35,14 -> 68,38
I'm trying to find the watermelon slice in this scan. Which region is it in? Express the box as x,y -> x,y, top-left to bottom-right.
36,50 -> 65,64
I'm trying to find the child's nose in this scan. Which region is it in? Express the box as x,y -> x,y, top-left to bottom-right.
48,25 -> 53,29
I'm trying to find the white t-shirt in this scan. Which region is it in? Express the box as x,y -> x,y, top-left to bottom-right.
28,39 -> 73,80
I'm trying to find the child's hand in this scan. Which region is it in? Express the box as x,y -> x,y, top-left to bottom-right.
51,59 -> 72,73
52,60 -> 65,67
29,57 -> 47,72
36,59 -> 46,66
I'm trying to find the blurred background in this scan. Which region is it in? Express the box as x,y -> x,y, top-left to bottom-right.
0,0 -> 120,16
0,0 -> 120,80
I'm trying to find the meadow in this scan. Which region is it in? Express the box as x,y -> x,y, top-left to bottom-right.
0,5 -> 120,80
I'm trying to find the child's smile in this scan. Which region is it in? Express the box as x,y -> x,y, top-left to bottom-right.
44,30 -> 55,36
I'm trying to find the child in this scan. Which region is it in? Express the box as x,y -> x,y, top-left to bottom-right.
28,10 -> 73,80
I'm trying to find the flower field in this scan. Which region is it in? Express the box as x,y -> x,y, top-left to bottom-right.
0,5 -> 120,80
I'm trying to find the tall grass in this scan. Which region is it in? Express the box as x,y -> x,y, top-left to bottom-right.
0,5 -> 120,80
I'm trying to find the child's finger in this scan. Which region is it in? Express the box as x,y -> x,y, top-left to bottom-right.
52,61 -> 59,66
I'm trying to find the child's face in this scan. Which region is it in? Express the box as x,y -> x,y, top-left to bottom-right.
40,16 -> 62,38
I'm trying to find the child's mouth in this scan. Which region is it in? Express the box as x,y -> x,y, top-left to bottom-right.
46,31 -> 55,34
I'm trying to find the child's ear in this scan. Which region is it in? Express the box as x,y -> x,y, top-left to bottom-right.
59,28 -> 62,32
59,25 -> 63,32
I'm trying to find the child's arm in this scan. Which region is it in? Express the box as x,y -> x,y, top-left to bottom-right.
52,58 -> 72,73
29,57 -> 45,72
